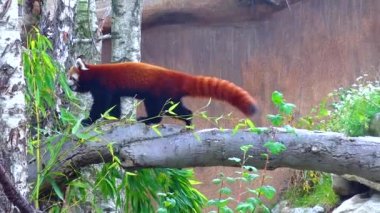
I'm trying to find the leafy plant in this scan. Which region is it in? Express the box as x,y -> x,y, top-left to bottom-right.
287,78 -> 380,208
326,77 -> 380,136
23,29 -> 78,208
298,76 -> 380,136
207,144 -> 277,213
207,91 -> 292,212
284,172 -> 338,208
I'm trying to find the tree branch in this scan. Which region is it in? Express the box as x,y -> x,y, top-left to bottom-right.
0,162 -> 36,213
29,124 -> 380,195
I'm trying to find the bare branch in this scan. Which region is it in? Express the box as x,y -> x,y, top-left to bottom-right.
0,162 -> 36,213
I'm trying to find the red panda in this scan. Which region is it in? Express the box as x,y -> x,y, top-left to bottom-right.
67,58 -> 257,126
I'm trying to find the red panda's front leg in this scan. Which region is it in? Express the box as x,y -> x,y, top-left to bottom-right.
82,91 -> 114,126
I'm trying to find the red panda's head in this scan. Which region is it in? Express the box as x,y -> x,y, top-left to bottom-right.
67,58 -> 89,92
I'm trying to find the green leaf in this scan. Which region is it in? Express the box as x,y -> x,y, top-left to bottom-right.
164,198 -> 176,207
267,114 -> 284,126
280,103 -> 296,115
217,198 -> 233,208
49,178 -> 64,200
69,180 -> 88,189
167,102 -> 179,115
260,205 -> 271,213
236,202 -> 254,212
219,187 -> 232,195
157,192 -> 167,197
232,122 -> 246,135
284,125 -> 296,133
240,144 -> 253,153
220,206 -> 233,213
126,171 -> 137,176
257,185 -> 276,200
151,124 -> 162,136
212,178 -> 222,185
242,172 -> 259,182
245,119 -> 256,130
246,197 -> 261,206
228,157 -> 241,163
225,177 -> 236,183
157,207 -> 168,213
271,91 -> 284,106
263,141 -> 286,155
248,189 -> 258,196
72,118 -> 82,134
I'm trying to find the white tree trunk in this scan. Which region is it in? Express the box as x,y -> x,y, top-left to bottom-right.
71,0 -> 101,118
0,0 -> 28,211
52,0 -> 78,68
111,0 -> 142,62
111,0 -> 142,118
73,0 -> 101,62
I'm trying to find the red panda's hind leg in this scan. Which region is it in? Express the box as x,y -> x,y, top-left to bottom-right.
164,100 -> 192,126
137,98 -> 165,125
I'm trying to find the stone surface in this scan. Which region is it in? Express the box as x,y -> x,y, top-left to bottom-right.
342,175 -> 380,192
272,201 -> 325,213
333,193 -> 380,213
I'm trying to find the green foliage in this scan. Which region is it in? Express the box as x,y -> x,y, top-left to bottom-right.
284,173 -> 338,208
326,79 -> 380,136
263,140 -> 286,155
23,29 -> 78,208
298,77 -> 380,136
207,145 -> 275,213
267,91 -> 296,127
207,90 -> 297,213
287,79 -> 380,208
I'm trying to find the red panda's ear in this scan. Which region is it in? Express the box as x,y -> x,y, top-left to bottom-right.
75,58 -> 89,71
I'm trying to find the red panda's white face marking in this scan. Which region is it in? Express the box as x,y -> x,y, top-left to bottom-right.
67,58 -> 89,91
75,58 -> 89,71
67,67 -> 80,91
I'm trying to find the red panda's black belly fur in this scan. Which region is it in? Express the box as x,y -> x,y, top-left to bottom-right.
69,61 -> 257,126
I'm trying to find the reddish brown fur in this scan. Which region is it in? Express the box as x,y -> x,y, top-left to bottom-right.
68,61 -> 257,125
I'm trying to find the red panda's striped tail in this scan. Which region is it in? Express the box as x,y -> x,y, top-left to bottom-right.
183,76 -> 257,116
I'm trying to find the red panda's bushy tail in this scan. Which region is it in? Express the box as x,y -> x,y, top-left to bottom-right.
183,76 -> 257,116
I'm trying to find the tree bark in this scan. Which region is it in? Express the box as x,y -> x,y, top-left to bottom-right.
30,124 -> 380,195
51,0 -> 78,68
111,0 -> 142,119
0,163 -> 35,212
111,0 -> 142,62
0,0 -> 28,211
72,0 -> 101,62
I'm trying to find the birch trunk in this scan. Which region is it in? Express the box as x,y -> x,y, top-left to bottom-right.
52,0 -> 78,68
111,0 -> 142,118
72,0 -> 101,62
71,0 -> 101,119
0,0 -> 28,211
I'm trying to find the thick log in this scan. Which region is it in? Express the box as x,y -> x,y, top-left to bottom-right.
29,124 -> 380,193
